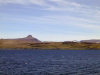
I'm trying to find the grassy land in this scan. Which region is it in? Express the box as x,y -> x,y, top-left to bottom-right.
0,39 -> 100,50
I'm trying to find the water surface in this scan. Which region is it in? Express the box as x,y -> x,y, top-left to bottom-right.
0,49 -> 100,75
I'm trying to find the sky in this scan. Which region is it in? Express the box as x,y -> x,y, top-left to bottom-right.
0,0 -> 100,41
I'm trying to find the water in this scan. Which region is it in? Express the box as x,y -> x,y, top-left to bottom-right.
0,49 -> 100,75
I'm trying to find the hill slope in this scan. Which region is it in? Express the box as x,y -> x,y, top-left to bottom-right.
81,39 -> 100,43
0,35 -> 41,48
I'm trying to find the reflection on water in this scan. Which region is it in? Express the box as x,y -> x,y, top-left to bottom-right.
0,49 -> 100,75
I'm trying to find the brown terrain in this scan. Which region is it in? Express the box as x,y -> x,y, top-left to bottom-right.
0,35 -> 41,48
0,35 -> 100,49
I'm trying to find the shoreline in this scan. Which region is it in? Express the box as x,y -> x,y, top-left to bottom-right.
0,48 -> 100,50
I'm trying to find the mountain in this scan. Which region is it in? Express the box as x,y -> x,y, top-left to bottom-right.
16,35 -> 41,43
0,35 -> 41,44
81,39 -> 100,43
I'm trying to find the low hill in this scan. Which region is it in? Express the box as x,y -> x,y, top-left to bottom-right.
81,39 -> 100,43
0,35 -> 41,48
0,36 -> 100,50
16,35 -> 41,43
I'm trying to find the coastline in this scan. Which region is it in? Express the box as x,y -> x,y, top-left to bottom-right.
0,48 -> 100,50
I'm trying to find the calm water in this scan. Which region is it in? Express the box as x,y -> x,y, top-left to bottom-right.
0,49 -> 100,75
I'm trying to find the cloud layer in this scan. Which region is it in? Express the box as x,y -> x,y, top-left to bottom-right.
1,0 -> 100,29
0,0 -> 100,41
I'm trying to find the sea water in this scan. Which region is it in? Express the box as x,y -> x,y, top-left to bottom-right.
0,49 -> 100,75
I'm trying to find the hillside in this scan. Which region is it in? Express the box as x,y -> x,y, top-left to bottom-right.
0,35 -> 41,48
81,39 -> 100,43
0,36 -> 100,50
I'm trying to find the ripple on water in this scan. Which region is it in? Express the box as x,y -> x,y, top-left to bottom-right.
0,50 -> 100,75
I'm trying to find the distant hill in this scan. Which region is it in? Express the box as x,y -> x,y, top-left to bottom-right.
0,36 -> 100,49
16,35 -> 41,43
0,35 -> 41,44
81,39 -> 100,43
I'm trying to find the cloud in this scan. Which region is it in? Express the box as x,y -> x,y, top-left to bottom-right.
29,0 -> 48,6
0,0 -> 26,5
1,12 -> 100,31
0,0 -> 48,6
46,0 -> 100,16
0,0 -> 82,8
43,15 -> 100,30
0,0 -> 100,31
45,0 -> 100,28
50,0 -> 81,7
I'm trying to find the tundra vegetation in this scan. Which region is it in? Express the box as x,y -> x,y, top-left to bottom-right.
0,40 -> 100,50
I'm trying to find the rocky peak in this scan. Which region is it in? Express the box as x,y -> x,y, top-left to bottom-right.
25,35 -> 34,39
16,35 -> 41,42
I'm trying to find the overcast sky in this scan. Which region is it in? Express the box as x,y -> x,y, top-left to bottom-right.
0,0 -> 100,41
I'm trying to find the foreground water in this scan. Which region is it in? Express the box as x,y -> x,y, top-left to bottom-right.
0,49 -> 100,75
